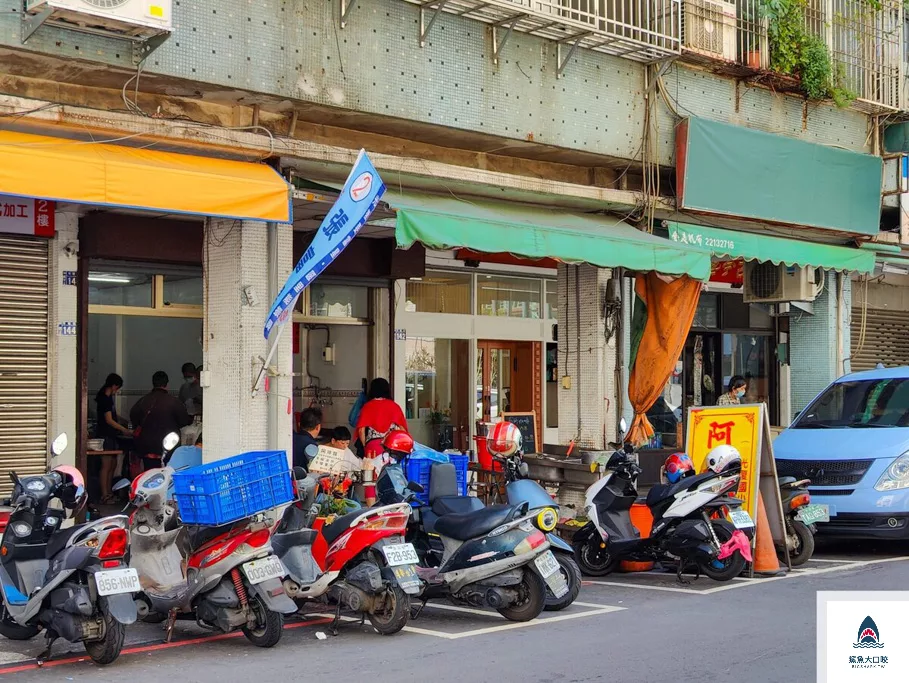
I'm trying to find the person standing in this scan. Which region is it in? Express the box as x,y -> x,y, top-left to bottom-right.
94,373 -> 131,503
178,362 -> 202,416
130,371 -> 192,471
356,378 -> 409,458
717,375 -> 748,406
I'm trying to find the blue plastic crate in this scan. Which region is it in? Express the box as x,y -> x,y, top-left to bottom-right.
403,447 -> 470,505
449,454 -> 470,497
173,450 -> 293,526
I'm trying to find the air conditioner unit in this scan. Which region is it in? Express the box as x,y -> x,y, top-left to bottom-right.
681,0 -> 736,62
25,0 -> 172,37
743,262 -> 822,304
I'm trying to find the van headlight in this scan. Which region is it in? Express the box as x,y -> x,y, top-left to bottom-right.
875,453 -> 909,491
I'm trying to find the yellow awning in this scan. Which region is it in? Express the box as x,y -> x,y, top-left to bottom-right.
0,130 -> 291,222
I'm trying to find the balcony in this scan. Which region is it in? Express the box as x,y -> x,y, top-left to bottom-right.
675,0 -> 903,113
396,0 -> 683,68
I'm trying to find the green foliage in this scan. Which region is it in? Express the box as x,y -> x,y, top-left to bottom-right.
759,0 -> 860,107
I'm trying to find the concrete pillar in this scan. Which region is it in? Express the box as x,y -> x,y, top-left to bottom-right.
202,219 -> 292,463
48,212 -> 79,466
556,264 -> 618,450
789,271 -> 838,419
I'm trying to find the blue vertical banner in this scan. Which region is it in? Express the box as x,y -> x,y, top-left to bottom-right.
264,149 -> 386,338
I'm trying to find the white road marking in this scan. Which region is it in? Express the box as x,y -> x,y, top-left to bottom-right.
584,580 -> 703,595
419,602 -> 501,617
805,557 -> 862,564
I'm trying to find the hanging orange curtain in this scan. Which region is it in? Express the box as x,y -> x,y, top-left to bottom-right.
627,273 -> 702,447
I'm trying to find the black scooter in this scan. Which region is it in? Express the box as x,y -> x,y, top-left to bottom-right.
776,477 -> 816,567
377,458 -> 566,622
571,440 -> 753,582
0,435 -> 138,665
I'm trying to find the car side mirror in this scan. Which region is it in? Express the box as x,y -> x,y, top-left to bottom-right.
407,480 -> 424,493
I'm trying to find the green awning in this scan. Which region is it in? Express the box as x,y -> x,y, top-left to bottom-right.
385,191 -> 712,279
667,222 -> 875,273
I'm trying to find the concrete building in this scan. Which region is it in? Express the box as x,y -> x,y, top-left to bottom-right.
0,0 -> 902,491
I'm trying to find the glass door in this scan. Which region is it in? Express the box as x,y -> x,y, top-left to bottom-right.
477,341 -> 514,422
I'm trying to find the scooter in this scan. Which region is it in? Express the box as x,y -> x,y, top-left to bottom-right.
377,457 -> 566,622
571,422 -> 753,582
0,434 -> 138,665
273,467 -> 420,636
776,477 -> 817,567
114,433 -> 297,647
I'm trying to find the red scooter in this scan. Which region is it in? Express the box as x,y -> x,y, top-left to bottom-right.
273,468 -> 421,635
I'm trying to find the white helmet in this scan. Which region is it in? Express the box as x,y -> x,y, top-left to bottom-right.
705,445 -> 741,474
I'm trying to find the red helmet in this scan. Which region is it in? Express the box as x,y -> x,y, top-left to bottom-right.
487,421 -> 522,457
383,430 -> 414,458
663,453 -> 694,485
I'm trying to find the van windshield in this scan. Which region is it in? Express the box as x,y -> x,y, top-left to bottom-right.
793,379 -> 909,429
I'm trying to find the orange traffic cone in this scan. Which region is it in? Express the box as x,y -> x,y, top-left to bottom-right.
752,491 -> 785,577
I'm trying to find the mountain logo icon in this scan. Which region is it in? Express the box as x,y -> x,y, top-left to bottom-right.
854,616 -> 885,649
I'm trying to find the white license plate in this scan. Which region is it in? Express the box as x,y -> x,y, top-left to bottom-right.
797,504 -> 830,525
729,510 -> 755,529
241,556 -> 286,585
94,568 -> 140,596
534,550 -> 560,578
382,542 -> 419,567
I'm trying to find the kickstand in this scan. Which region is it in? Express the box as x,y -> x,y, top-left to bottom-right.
410,599 -> 427,621
675,563 -> 692,585
35,631 -> 57,666
328,602 -> 342,637
164,609 -> 177,643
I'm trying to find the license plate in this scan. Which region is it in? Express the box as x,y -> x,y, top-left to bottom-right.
797,504 -> 829,525
382,542 -> 419,567
729,510 -> 755,529
391,564 -> 422,595
94,568 -> 140,596
534,550 -> 560,578
241,556 -> 286,585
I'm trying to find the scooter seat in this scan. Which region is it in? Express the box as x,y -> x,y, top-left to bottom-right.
431,495 -> 485,517
433,504 -> 517,541
45,523 -> 85,559
185,522 -> 239,552
646,471 -> 721,509
320,510 -> 364,546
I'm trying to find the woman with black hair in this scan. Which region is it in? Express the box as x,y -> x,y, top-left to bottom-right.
355,378 -> 408,459
95,373 -> 132,503
717,375 -> 748,406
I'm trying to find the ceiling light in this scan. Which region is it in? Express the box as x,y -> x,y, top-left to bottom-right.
88,275 -> 132,284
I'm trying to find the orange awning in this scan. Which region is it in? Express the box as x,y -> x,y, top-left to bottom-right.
0,130 -> 291,222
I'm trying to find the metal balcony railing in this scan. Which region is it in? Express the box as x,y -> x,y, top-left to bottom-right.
397,0 -> 683,67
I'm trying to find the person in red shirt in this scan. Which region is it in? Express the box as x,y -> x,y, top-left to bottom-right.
356,378 -> 408,459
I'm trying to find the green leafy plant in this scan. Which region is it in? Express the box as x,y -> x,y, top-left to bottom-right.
799,33 -> 831,100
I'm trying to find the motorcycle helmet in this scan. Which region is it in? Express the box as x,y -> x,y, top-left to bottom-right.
52,465 -> 87,517
383,430 -> 414,460
663,452 -> 694,484
487,421 -> 522,458
705,445 -> 742,474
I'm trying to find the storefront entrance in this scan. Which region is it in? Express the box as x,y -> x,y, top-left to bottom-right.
476,340 -> 536,421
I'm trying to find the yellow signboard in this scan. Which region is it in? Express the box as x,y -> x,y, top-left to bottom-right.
685,404 -> 763,517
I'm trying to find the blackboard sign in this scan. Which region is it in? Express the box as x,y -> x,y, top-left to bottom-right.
503,412 -> 537,454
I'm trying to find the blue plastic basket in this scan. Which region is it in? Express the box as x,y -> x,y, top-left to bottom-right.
403,446 -> 470,505
173,450 -> 293,526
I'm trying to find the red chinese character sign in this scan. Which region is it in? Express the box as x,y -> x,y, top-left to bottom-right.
0,196 -> 55,237
687,405 -> 763,517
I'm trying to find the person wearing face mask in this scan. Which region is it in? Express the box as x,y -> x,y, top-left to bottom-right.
717,375 -> 748,406
178,362 -> 202,416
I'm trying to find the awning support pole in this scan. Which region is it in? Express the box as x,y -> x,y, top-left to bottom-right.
252,320 -> 286,399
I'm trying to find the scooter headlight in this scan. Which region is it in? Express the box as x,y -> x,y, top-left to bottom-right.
11,522 -> 31,537
535,508 -> 558,532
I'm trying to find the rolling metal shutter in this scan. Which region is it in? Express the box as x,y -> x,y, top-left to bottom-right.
850,307 -> 909,371
0,235 -> 48,493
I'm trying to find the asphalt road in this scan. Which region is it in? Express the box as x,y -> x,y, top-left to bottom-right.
3,540 -> 907,683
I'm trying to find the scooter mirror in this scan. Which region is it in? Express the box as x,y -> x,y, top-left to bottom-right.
518,462 -> 530,478
162,432 -> 180,452
619,418 -> 627,435
112,478 -> 131,492
292,466 -> 307,480
51,433 -> 68,456
407,480 -> 425,493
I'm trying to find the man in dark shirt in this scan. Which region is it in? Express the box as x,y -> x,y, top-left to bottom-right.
293,407 -> 322,471
130,371 -> 192,471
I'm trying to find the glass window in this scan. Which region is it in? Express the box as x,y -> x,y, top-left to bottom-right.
544,280 -> 558,320
308,284 -> 368,318
722,334 -> 772,406
162,275 -> 203,307
476,274 -> 542,318
692,293 -> 719,328
793,379 -> 909,429
88,272 -> 153,307
404,337 -> 470,450
404,271 -> 471,314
